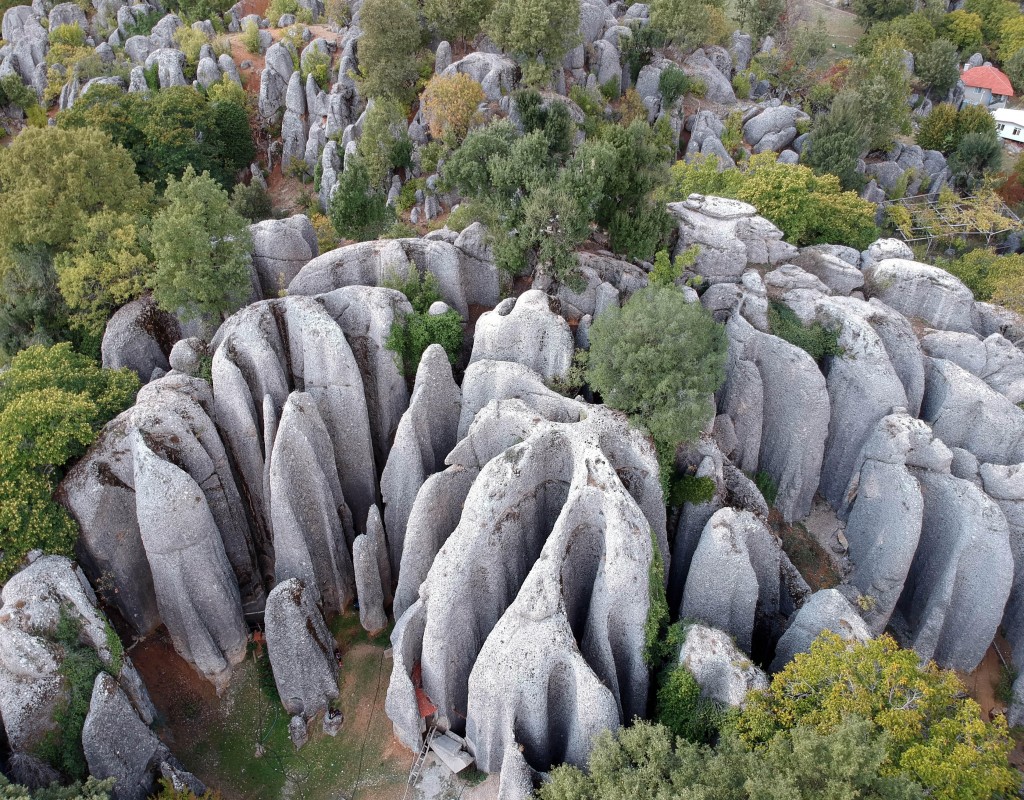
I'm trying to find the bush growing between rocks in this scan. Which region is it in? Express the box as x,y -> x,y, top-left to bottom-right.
940,248 -> 1024,312
658,65 -> 692,108
48,23 -> 86,46
484,0 -> 580,71
587,284 -> 727,484
650,0 -> 730,51
767,300 -> 842,361
423,0 -> 492,47
241,20 -> 262,54
328,155 -> 394,241
357,98 -> 414,188
231,181 -> 273,222
0,344 -> 138,582
421,73 -> 485,144
383,270 -> 463,380
949,130 -> 1002,191
0,775 -> 114,799
656,663 -> 726,743
803,92 -> 868,191
301,47 -> 331,91
356,0 -> 424,102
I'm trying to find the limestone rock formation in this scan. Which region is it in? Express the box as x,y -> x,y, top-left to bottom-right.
769,589 -> 869,672
863,258 -> 976,333
101,296 -> 181,382
353,532 -> 387,634
677,624 -> 768,707
265,578 -> 339,719
132,434 -> 248,691
470,290 -> 574,381
380,344 -> 461,572
249,214 -> 319,298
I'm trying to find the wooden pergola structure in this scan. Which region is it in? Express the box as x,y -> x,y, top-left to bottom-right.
882,192 -> 1023,253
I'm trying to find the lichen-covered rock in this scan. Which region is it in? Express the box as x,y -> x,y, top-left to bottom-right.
258,42 -> 293,119
790,249 -> 864,296
264,578 -> 338,719
101,296 -> 181,382
380,344 -> 461,572
863,258 -> 976,333
921,330 -> 1024,404
470,291 -> 574,381
133,434 -> 247,690
441,52 -> 515,101
680,508 -> 781,654
677,624 -> 768,707
860,238 -> 913,270
770,589 -> 869,671
82,673 -> 166,800
897,471 -> 1012,671
249,214 -> 318,298
668,195 -> 796,284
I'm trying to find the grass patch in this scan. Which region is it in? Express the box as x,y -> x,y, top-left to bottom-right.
174,612 -> 407,800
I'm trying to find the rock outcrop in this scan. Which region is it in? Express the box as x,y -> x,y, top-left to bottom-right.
769,589 -> 869,672
677,624 -> 768,706
101,296 -> 181,382
470,290 -> 574,381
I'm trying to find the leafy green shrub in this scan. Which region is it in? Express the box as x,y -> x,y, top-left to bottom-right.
656,664 -> 725,743
121,7 -> 163,36
621,21 -> 665,82
608,202 -> 672,261
230,181 -> 273,222
383,270 -> 463,379
301,46 -> 331,90
671,474 -> 717,506
48,23 -> 86,46
241,19 -> 262,54
754,470 -> 778,507
328,155 -> 394,241
768,300 -> 842,361
732,72 -> 752,99
658,64 -> 691,107
643,530 -> 670,666
0,74 -> 37,110
173,25 -> 209,65
266,0 -> 299,25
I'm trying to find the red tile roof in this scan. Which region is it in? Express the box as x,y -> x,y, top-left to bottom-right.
962,65 -> 1015,97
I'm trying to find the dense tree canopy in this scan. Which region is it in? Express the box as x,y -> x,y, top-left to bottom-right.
149,167 -> 253,322
356,0 -> 423,101
485,0 -> 580,73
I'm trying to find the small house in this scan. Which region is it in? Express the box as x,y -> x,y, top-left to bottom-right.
960,65 -> 1015,109
994,107 -> 1024,144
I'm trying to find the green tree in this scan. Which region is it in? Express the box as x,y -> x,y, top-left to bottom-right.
949,130 -> 1002,190
587,285 -> 727,479
328,155 -> 395,242
735,0 -> 785,39
848,35 -> 912,152
421,73 -> 486,143
441,120 -> 519,198
149,167 -> 253,322
916,102 -> 962,152
0,774 -> 114,799
356,0 -> 423,101
357,98 -> 414,189
852,0 -> 913,25
941,10 -> 985,53
423,0 -> 492,46
383,270 -> 464,380
737,632 -> 1020,800
485,0 -> 580,70
803,91 -> 869,191
963,0 -> 1017,48
1003,45 -> 1024,91
0,344 -> 138,581
915,38 -> 961,95
650,0 -> 730,50
54,212 -> 151,339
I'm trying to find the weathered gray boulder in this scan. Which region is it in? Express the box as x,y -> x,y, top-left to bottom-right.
82,673 -> 166,800
864,259 -> 975,332
265,578 -> 339,719
132,434 -> 247,691
677,624 -> 768,706
195,55 -> 220,88
249,215 -> 318,298
144,48 -> 186,88
353,532 -> 387,634
860,238 -> 914,270
168,337 -> 207,376
668,195 -> 796,284
682,50 -> 735,104
680,508 -> 782,654
921,330 -> 1024,404
721,315 -> 829,522
441,52 -> 515,101
258,42 -> 293,119
101,296 -> 181,382
730,30 -> 753,71
281,70 -> 307,169
790,249 -> 864,296
921,357 -> 1024,465
48,1 -> 85,28
841,413 -> 951,635
380,344 -> 461,572
743,105 -> 807,151
770,589 -> 869,672
897,471 -> 1013,670
148,12 -> 181,48
470,290 -> 573,381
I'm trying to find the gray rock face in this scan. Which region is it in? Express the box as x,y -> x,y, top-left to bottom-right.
841,413 -> 951,635
265,578 -> 339,718
289,235 -> 500,318
682,50 -> 735,105
668,195 -> 796,284
82,673 -> 166,800
921,357 -> 1024,465
721,315 -> 829,522
790,249 -> 864,296
387,385 -> 665,773
470,290 -> 573,381
898,470 -> 1012,671
0,556 -> 154,761
864,258 -> 976,332
770,589 -> 869,672
680,508 -> 782,654
353,532 -> 387,634
860,238 -> 914,270
133,434 -> 247,691
743,105 -> 808,151
48,1 -> 85,28
249,214 -> 318,298
380,344 -> 461,573
101,296 -> 181,382
148,12 -> 181,47
441,52 -> 515,101
195,55 -> 220,88
921,330 -> 1024,404
677,624 -> 768,707
144,48 -> 186,89
258,42 -> 294,119
281,70 -> 307,169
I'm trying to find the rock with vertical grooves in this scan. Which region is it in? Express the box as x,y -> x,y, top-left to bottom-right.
897,471 -> 1013,671
270,392 -> 356,616
770,589 -> 870,672
680,508 -> 781,654
248,215 -> 318,299
365,505 -> 393,606
468,290 -> 574,381
132,434 -> 247,691
497,744 -> 535,800
380,344 -> 461,572
863,258 -> 976,333
385,598 -> 427,751
264,578 -> 339,719
353,533 -> 387,635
